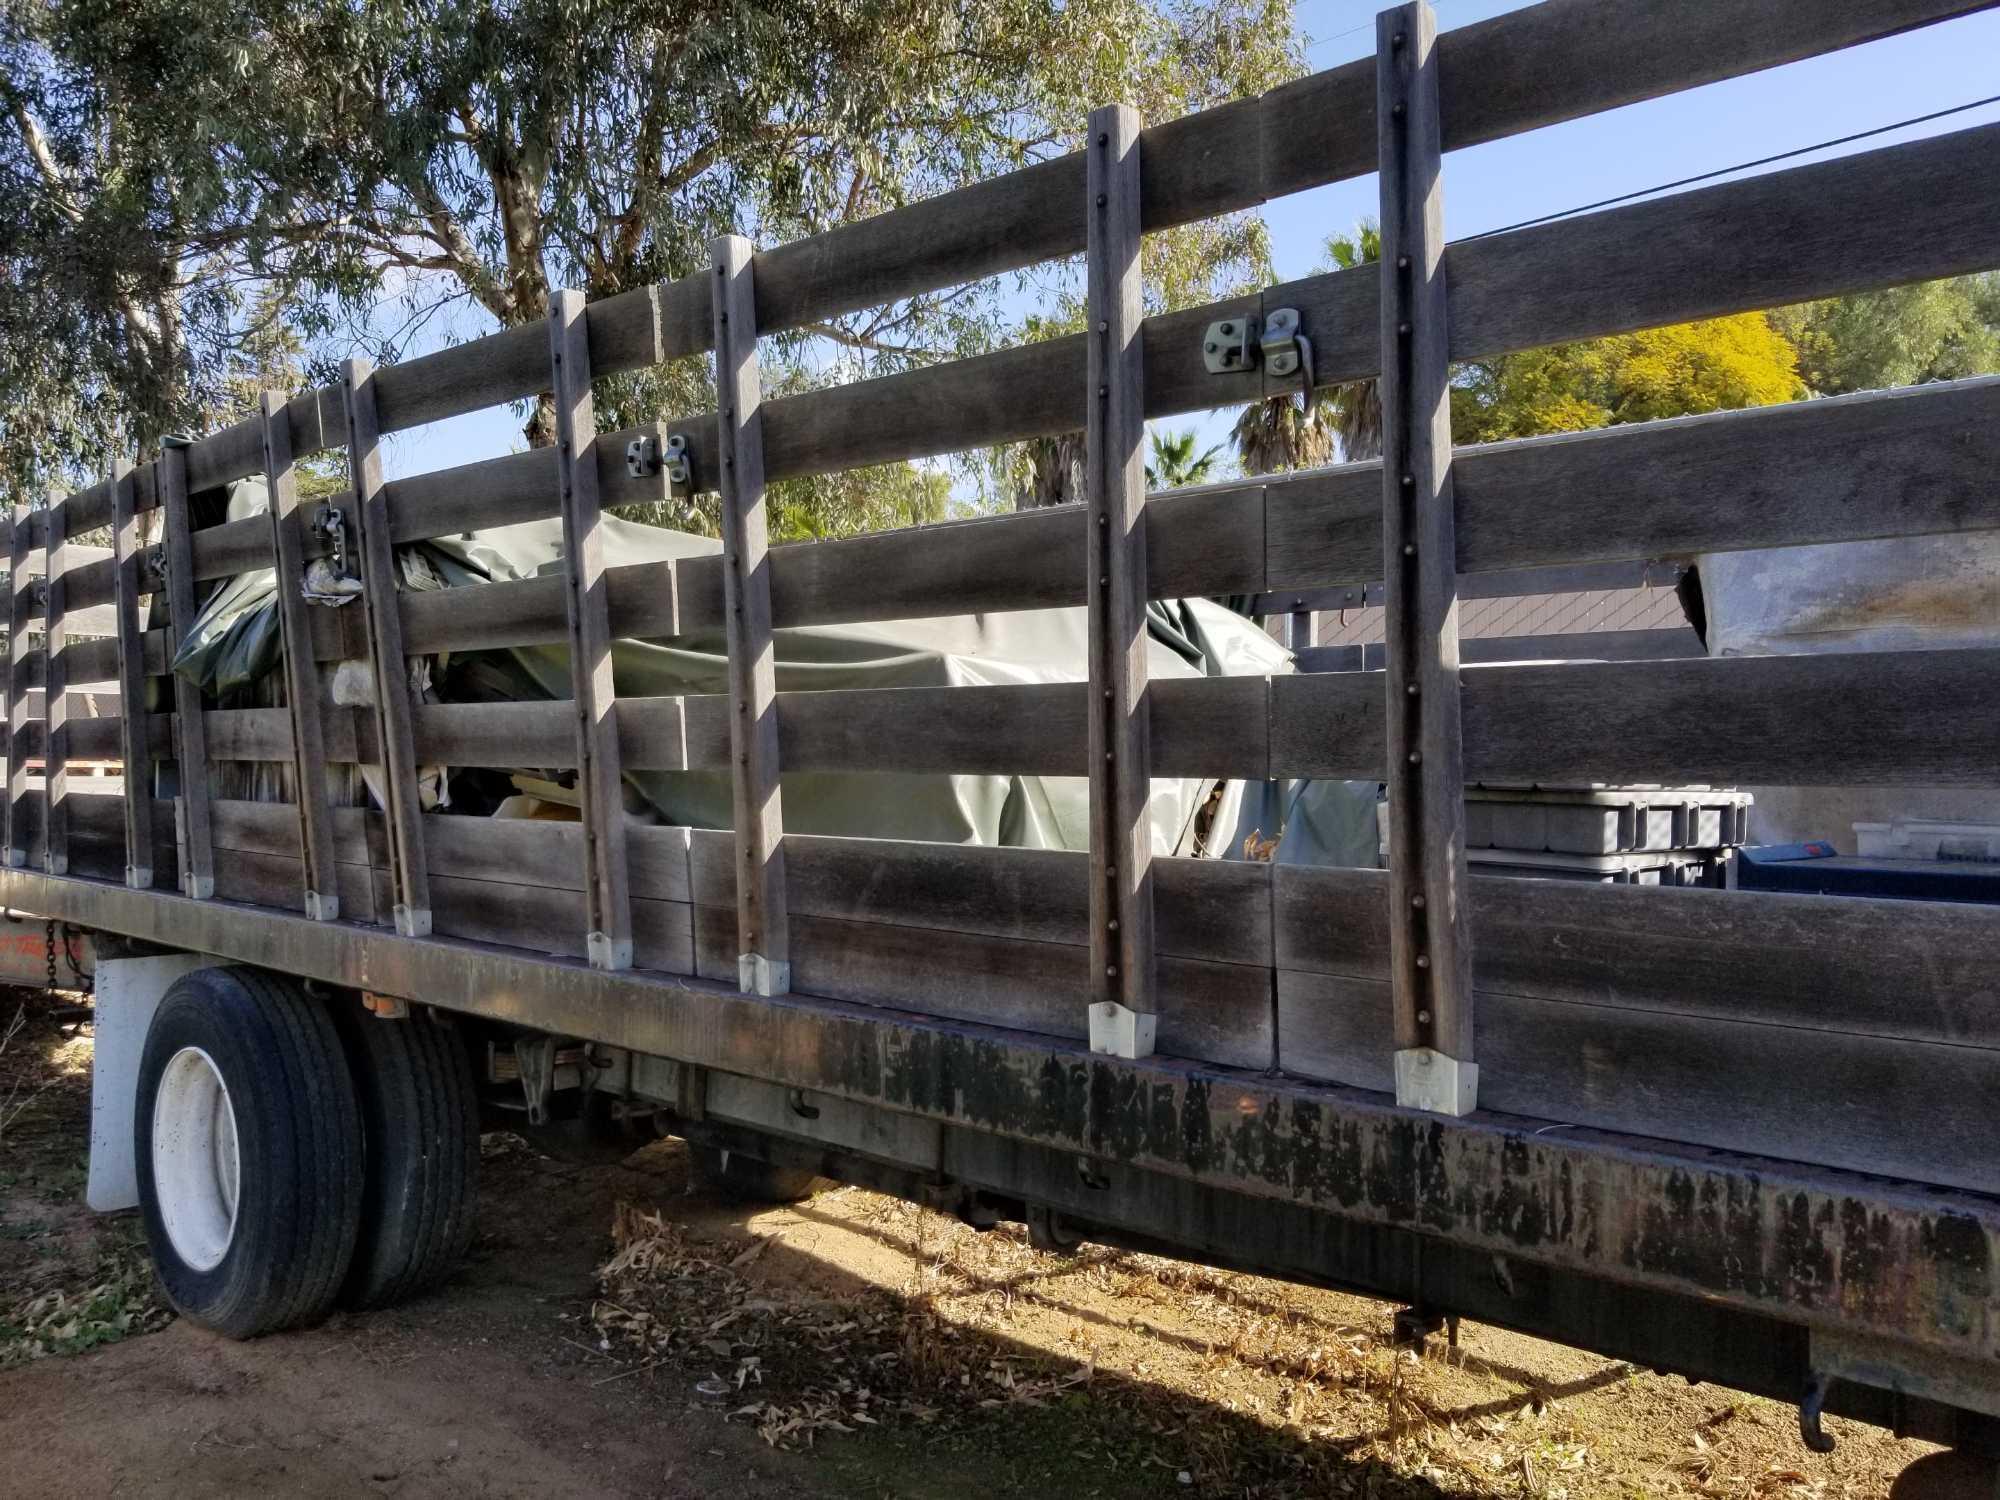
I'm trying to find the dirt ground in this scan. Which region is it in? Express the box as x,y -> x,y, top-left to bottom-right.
0,991 -> 1991,1500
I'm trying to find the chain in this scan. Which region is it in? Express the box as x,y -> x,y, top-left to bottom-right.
41,917 -> 92,997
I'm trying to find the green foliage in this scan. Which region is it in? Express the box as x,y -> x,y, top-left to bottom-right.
1145,429 -> 1223,489
1451,313 -> 1804,445
1773,274 -> 2000,396
1232,224 -> 1378,475
4,0 -> 1301,542
0,1241 -> 170,1366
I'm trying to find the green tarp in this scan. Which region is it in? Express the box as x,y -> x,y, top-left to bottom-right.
174,478 -> 1378,865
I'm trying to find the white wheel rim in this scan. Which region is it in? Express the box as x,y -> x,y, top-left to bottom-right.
151,1046 -> 241,1272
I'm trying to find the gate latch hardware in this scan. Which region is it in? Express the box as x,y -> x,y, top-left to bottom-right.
1202,314 -> 1257,374
1260,307 -> 1306,380
627,432 -> 695,501
625,433 -> 660,479
1202,307 -> 1311,392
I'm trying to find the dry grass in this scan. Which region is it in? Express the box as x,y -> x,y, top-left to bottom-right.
591,1179 -> 1943,1498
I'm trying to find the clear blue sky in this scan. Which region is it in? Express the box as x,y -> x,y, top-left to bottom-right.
377,0 -> 2000,482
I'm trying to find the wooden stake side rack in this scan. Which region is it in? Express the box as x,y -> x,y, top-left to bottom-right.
3,0 -> 1998,1431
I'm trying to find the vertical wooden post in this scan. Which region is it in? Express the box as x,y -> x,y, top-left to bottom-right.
1084,103 -> 1156,1060
344,358 -> 432,936
548,289 -> 634,971
709,236 -> 790,997
41,493 -> 69,876
109,459 -> 153,889
2,504 -> 28,869
1377,1 -> 1477,1115
262,391 -> 342,921
158,442 -> 214,898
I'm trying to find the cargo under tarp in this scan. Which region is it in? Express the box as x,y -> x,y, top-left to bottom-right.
172,479 -> 1378,865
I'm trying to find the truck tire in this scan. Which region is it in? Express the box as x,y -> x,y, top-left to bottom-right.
135,966 -> 363,1338
334,1006 -> 480,1309
689,1143 -> 829,1204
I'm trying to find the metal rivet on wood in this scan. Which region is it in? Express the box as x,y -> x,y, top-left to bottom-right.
108,459 -> 153,890
158,443 -> 215,899
41,493 -> 69,877
344,358 -> 432,937
710,235 -> 791,1000
3,501 -> 32,869
262,391 -> 343,922
548,289 -> 635,971
1084,102 -> 1157,1063
1377,0 -> 1476,1116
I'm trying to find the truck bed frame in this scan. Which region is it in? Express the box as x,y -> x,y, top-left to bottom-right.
5,0 -> 1998,1459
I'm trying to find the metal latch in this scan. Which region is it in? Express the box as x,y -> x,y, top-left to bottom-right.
311,504 -> 349,577
626,432 -> 694,501
1202,307 -> 1312,395
1260,307 -> 1306,380
1203,314 -> 1257,374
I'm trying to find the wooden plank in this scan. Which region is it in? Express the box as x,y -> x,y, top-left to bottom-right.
344,357 -> 432,936
422,874 -> 692,974
691,905 -> 1273,1071
412,700 -> 572,769
1376,2 -> 1473,1101
1254,559 -> 1681,616
41,492 -> 70,875
1083,104 -> 1157,1055
1450,374 -> 2000,579
1,501 -> 27,867
1458,650 -> 2000,789
58,630 -> 171,687
688,831 -> 1271,968
12,691 -> 123,719
158,443 -> 215,899
1272,649 -> 2000,787
201,644 -> 2000,791
204,796 -> 694,972
262,390 -> 344,921
397,472 -> 1261,653
1275,864 -> 2000,1049
548,289 -> 634,971
75,3 -> 1990,509
731,123 -> 2000,488
207,798 -> 693,907
1296,627 -> 1704,673
710,236 -> 790,997
368,424 -> 671,553
1434,0 -> 1996,154
1472,877 -> 2000,1050
1453,121 -> 2000,365
383,363 -> 2000,652
211,844 -> 383,923
1272,967 -> 2000,1197
108,461 -> 152,888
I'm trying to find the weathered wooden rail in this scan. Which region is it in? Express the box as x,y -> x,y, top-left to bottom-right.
5,0 -> 2000,1410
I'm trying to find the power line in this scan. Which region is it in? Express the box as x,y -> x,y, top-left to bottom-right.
1302,0 -> 1460,55
1465,91 -> 2000,240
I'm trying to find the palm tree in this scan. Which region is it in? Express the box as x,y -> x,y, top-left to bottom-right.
1231,221 -> 1384,475
1015,431 -> 1083,509
1145,429 -> 1224,489
1230,391 -> 1336,475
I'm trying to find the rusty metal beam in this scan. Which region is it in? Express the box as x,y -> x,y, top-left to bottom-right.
2,863 -> 1992,1364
